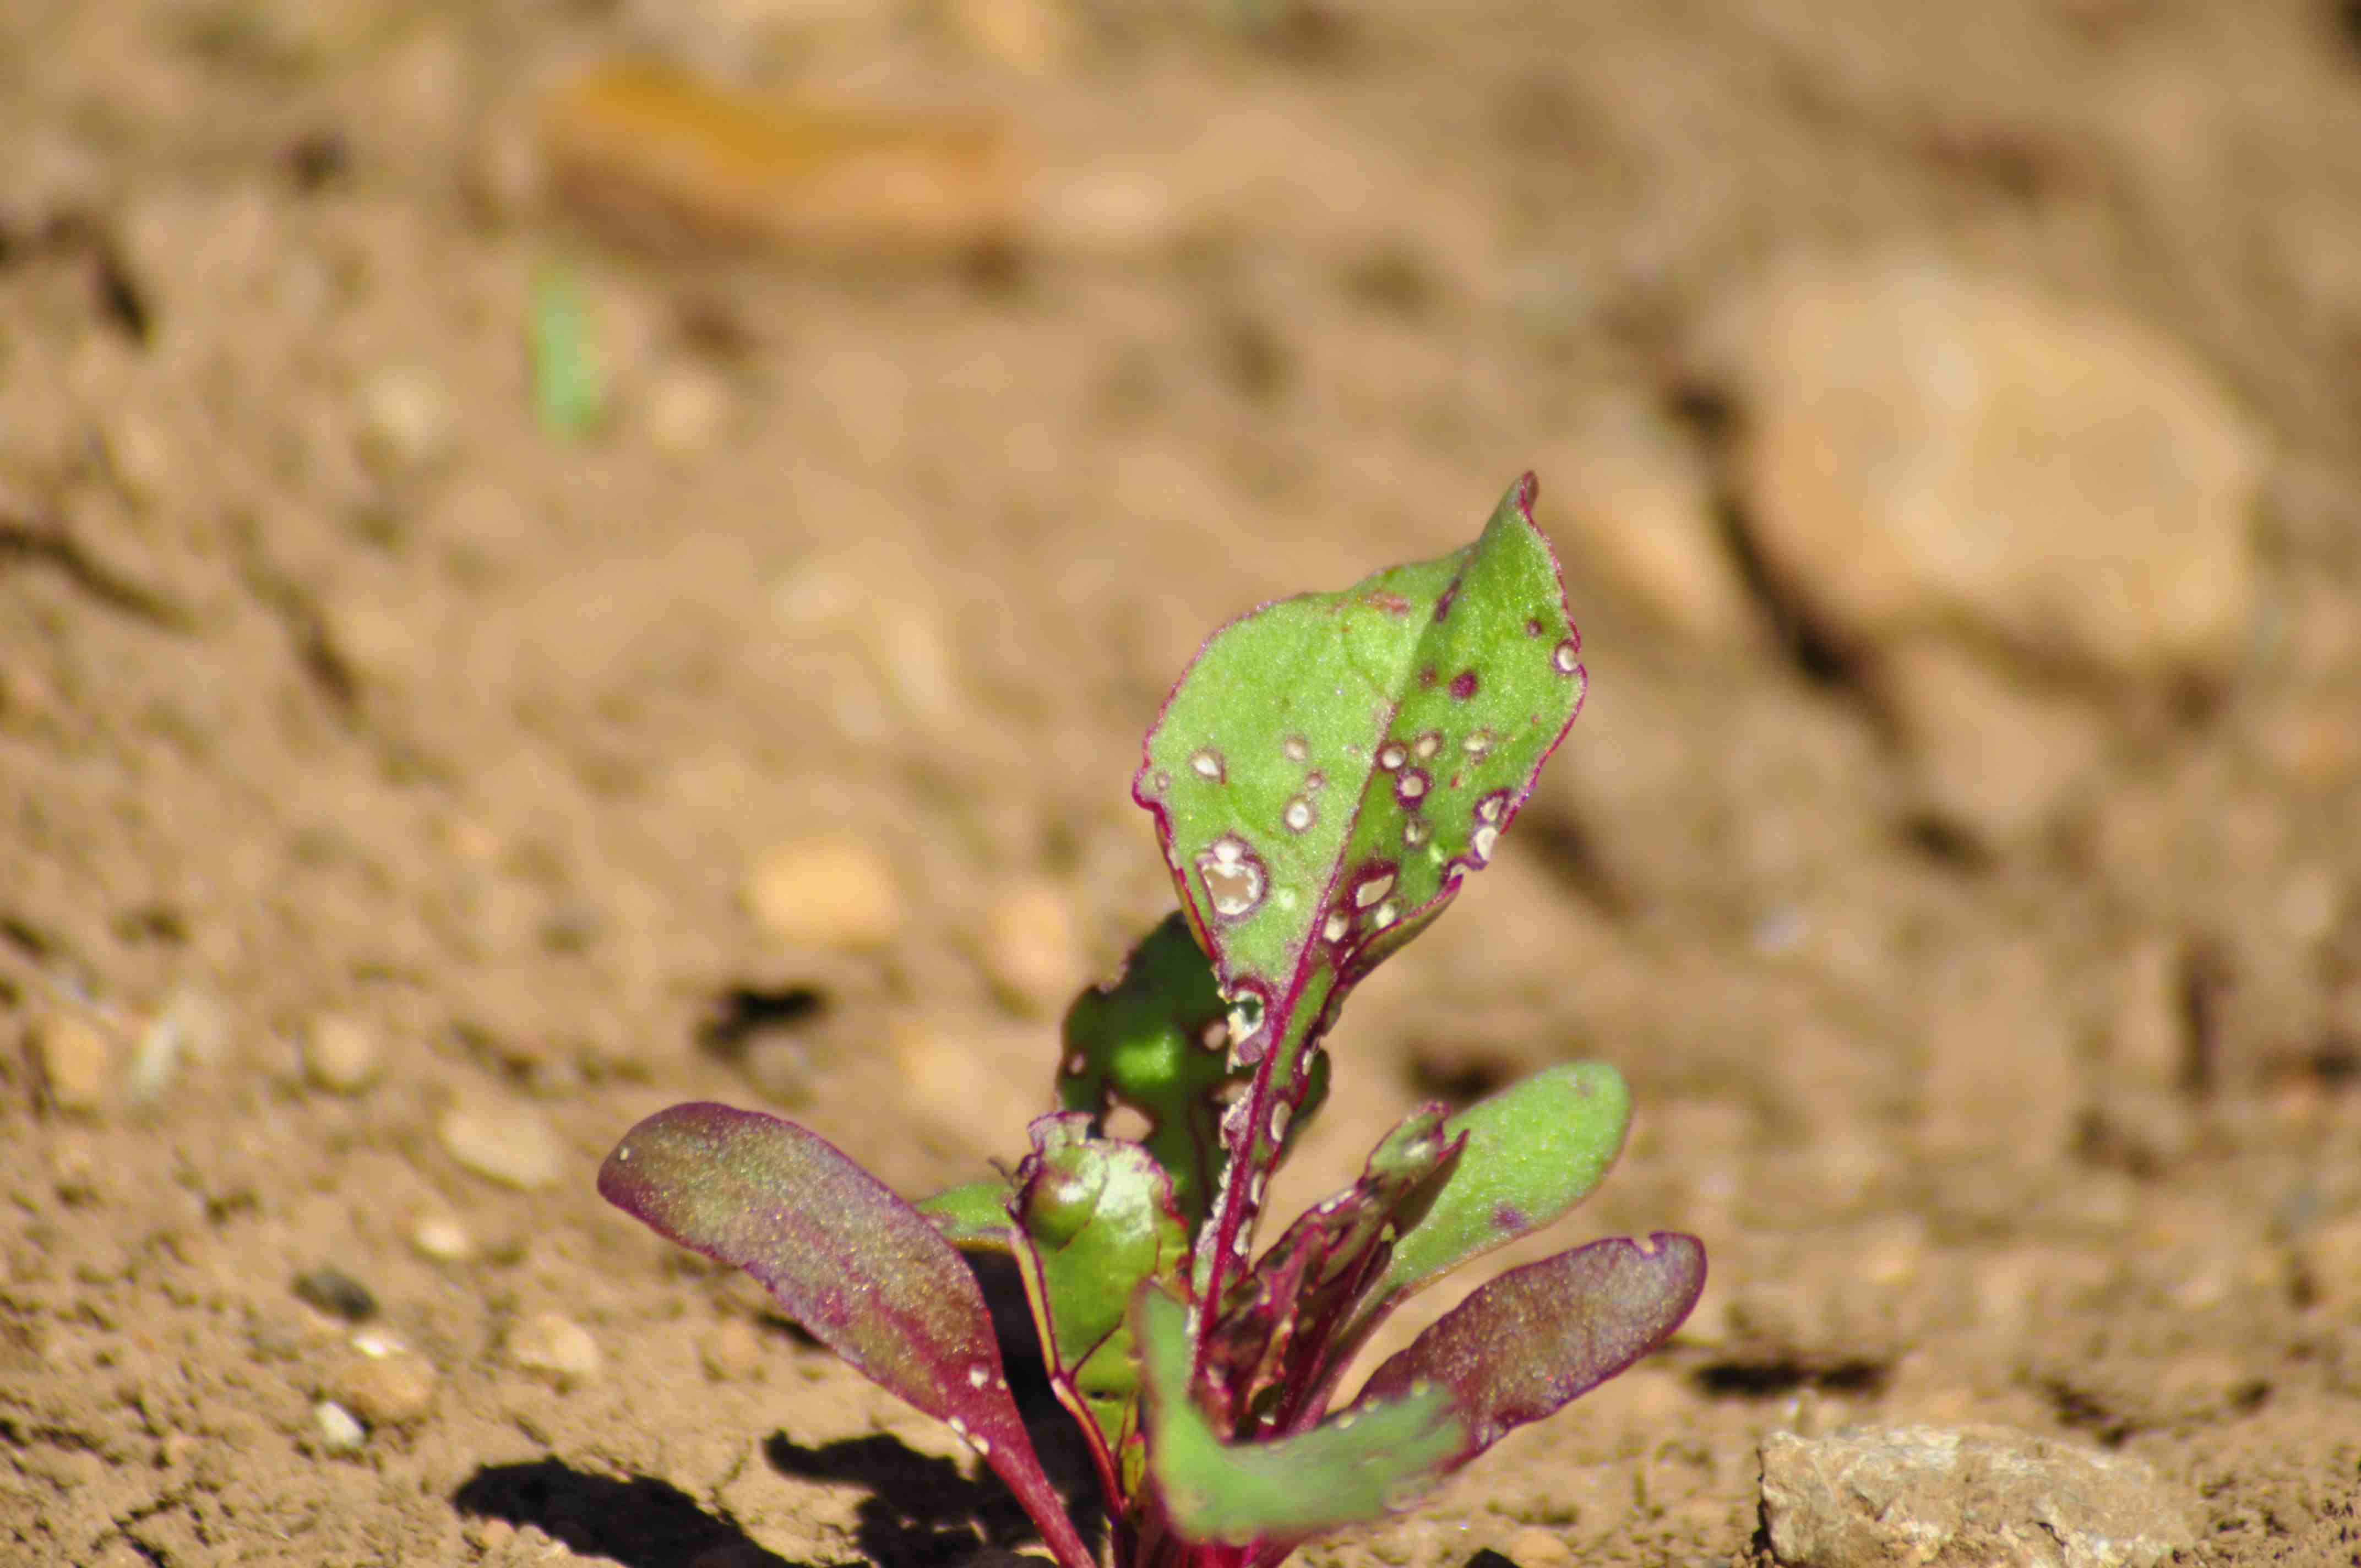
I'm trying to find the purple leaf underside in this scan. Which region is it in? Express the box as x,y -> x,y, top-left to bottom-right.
1351,1231 -> 1705,1471
599,1103 -> 1095,1568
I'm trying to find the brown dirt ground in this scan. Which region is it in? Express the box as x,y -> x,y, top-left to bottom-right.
6,2 -> 2361,1565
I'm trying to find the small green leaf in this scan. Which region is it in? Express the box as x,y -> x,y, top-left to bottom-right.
1136,1288 -> 1464,1547
530,262 -> 605,439
1373,1062 -> 1631,1303
916,1178 -> 1016,1253
1059,912 -> 1326,1230
1009,1114 -> 1192,1469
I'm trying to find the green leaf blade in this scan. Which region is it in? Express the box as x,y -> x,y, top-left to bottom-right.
1136,1289 -> 1464,1547
1009,1113 -> 1193,1467
1133,474 -> 1588,1309
1374,1061 -> 1633,1303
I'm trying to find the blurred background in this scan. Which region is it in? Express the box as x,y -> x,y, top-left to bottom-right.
3,1 -> 2359,1564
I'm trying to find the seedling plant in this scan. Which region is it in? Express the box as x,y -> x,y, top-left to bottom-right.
600,476 -> 1706,1568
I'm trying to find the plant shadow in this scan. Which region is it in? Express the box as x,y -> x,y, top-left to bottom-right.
453,1458 -> 806,1568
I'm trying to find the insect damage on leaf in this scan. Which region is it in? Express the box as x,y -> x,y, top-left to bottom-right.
599,475 -> 1700,1568
1134,473 -> 1589,1315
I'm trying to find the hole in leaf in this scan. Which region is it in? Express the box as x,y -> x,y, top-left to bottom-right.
1105,1105 -> 1154,1145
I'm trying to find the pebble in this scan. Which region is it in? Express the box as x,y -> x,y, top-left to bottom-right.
439,1100 -> 563,1189
1872,638 -> 2106,850
324,1337 -> 438,1425
1502,1526 -> 1571,1566
507,1311 -> 602,1382
304,1014 -> 384,1095
127,988 -> 231,1103
313,1400 -> 367,1453
354,362 -> 454,474
30,1009 -> 113,1114
1720,255 -> 2262,685
743,836 -> 903,952
701,1317 -> 767,1382
1553,398 -> 1756,644
1761,1424 -> 2194,1568
408,1212 -> 477,1263
980,878 -> 1083,1016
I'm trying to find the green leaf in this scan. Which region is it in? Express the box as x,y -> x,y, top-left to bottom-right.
1134,474 -> 1587,1306
1372,1062 -> 1631,1303
1008,1113 -> 1192,1473
598,1103 -> 1095,1568
1059,912 -> 1326,1230
1135,1288 -> 1464,1547
916,1178 -> 1016,1253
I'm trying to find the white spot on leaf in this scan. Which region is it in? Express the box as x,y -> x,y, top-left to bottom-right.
1471,824 -> 1499,863
1377,742 -> 1407,771
1354,872 -> 1395,908
1553,638 -> 1581,674
1414,731 -> 1442,760
1269,1102 -> 1291,1143
1191,749 -> 1227,782
1283,735 -> 1309,762
1284,797 -> 1316,833
1323,912 -> 1351,943
1374,901 -> 1399,929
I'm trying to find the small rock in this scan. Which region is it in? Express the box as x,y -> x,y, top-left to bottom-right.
743,837 -> 902,952
1502,1526 -> 1571,1567
293,1267 -> 378,1322
304,1013 -> 384,1095
1720,255 -> 2262,685
1873,638 -> 2106,850
507,1311 -> 602,1382
354,362 -> 454,473
701,1317 -> 766,1382
127,988 -> 231,1103
29,1010 -> 113,1114
1760,1424 -> 2195,1568
408,1211 -> 476,1263
313,1400 -> 367,1453
324,1337 -> 438,1425
439,1100 -> 563,1189
980,878 -> 1082,1016
1553,398 -> 1756,644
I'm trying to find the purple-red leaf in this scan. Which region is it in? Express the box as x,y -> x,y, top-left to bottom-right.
598,1103 -> 1095,1568
1349,1232 -> 1704,1471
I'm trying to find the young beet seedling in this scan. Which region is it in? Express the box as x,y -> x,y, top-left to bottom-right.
600,476 -> 1705,1568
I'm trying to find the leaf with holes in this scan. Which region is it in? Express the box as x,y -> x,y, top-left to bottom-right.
1008,1112 -> 1192,1492
599,474 -> 1703,1568
1134,473 -> 1587,1307
1057,912 -> 1327,1230
597,1103 -> 1096,1568
1347,1232 -> 1706,1474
